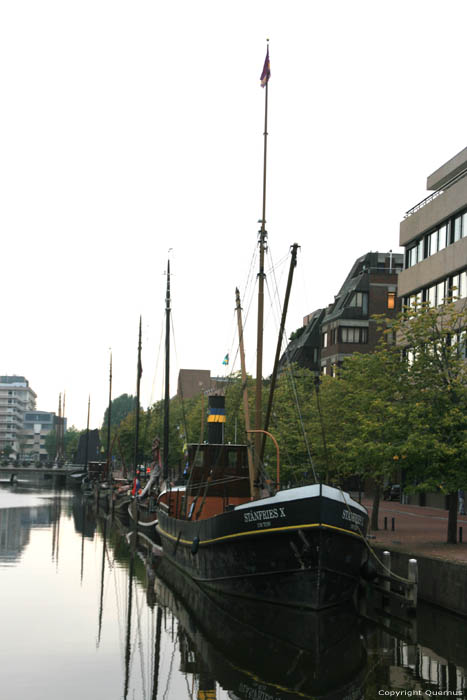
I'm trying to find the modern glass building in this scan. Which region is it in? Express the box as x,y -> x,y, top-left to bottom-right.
399,146 -> 467,314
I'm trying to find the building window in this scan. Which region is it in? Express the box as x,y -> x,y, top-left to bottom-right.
322,332 -> 328,348
454,215 -> 462,243
387,292 -> 396,310
460,270 -> 467,298
427,285 -> 436,307
427,229 -> 437,256
408,293 -> 422,309
438,224 -> 447,251
406,246 -> 416,268
348,291 -> 368,314
457,331 -> 467,359
437,280 -> 446,305
417,238 -> 424,262
341,327 -> 368,343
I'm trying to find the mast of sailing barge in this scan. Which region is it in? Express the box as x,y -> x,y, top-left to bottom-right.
133,317 -> 143,478
105,351 -> 112,481
163,260 -> 171,481
253,42 -> 271,498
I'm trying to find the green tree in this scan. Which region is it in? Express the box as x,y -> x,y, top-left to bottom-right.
44,426 -> 83,461
1,443 -> 13,464
392,300 -> 467,543
325,345 -> 409,529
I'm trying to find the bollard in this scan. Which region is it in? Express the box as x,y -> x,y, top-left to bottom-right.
391,517 -> 395,531
407,558 -> 418,608
384,517 -> 387,530
382,550 -> 391,592
460,526 -> 463,543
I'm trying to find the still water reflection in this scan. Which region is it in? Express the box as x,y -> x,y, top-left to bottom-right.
0,485 -> 466,700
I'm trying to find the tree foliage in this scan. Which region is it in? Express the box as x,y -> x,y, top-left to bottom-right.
390,300 -> 467,541
44,426 -> 83,461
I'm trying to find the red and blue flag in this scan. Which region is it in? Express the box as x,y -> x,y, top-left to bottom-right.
260,47 -> 270,87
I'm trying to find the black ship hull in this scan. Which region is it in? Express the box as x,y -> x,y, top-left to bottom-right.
157,484 -> 368,610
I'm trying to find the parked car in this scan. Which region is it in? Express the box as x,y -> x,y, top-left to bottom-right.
383,484 -> 401,501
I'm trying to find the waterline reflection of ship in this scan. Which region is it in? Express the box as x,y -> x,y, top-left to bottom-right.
153,556 -> 367,700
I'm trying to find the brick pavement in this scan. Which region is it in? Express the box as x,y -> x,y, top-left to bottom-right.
360,496 -> 467,562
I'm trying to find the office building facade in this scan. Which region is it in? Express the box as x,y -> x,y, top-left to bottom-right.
399,147 -> 467,312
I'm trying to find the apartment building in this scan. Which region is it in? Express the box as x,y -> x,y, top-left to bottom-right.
399,147 -> 467,311
22,411 -> 59,462
0,376 -> 36,458
320,251 -> 403,375
282,252 -> 403,375
279,308 -> 324,373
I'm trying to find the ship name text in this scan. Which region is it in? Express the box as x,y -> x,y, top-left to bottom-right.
243,507 -> 286,524
341,509 -> 364,529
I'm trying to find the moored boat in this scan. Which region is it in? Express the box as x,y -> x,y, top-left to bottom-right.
156,47 -> 369,610
157,436 -> 368,609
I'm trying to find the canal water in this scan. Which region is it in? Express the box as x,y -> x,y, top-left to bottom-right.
1,483 -> 466,700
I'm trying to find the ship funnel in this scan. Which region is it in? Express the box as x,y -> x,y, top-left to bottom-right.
207,394 -> 225,444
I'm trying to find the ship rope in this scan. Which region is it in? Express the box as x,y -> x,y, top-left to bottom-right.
269,305 -> 318,483
170,310 -> 190,445
263,245 -> 318,484
338,490 -> 412,583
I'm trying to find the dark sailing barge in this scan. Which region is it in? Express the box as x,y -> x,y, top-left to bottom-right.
156,48 -> 369,610
156,428 -> 368,610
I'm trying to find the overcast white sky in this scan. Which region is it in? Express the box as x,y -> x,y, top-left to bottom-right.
2,0 -> 467,429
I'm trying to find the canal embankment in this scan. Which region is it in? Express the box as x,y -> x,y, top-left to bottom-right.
362,497 -> 467,616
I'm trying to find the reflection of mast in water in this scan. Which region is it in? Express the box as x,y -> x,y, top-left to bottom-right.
151,606 -> 162,700
80,500 -> 85,584
51,493 -> 62,567
96,518 -> 107,647
123,552 -> 135,700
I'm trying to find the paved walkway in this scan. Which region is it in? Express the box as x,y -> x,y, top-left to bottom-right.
360,497 -> 467,563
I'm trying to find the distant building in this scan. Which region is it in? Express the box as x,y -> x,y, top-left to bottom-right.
177,370 -> 227,400
279,308 -> 324,373
399,146 -> 467,316
320,252 -> 403,375
0,376 -> 37,459
177,370 -> 212,399
22,411 -> 61,463
280,251 -> 403,375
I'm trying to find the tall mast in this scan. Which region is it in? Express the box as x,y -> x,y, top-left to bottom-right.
56,393 -> 62,462
62,391 -> 66,460
85,395 -> 90,471
106,351 -> 113,475
133,317 -> 142,477
235,288 -> 256,498
163,260 -> 171,480
255,42 -> 271,481
261,243 -> 299,462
